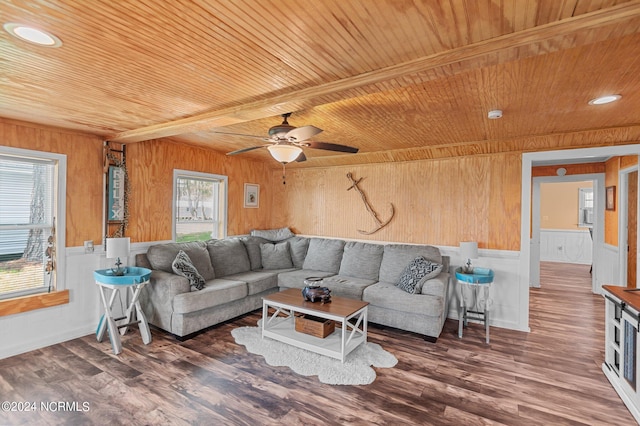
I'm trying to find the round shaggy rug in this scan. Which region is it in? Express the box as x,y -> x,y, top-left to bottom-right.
231,324 -> 397,385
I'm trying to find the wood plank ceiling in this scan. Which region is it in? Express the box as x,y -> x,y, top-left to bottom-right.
1,1 -> 639,168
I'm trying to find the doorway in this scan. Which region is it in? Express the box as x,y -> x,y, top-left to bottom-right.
620,168 -> 639,288
531,175 -> 601,291
520,145 -> 640,333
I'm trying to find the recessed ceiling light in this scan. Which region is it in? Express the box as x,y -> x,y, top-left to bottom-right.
588,94 -> 621,105
3,22 -> 62,47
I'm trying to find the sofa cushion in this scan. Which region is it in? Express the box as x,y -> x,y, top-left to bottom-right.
225,271 -> 281,296
338,241 -> 383,280
285,236 -> 310,268
302,238 -> 346,273
321,275 -> 376,299
379,244 -> 443,284
147,241 -> 215,280
250,227 -> 294,241
277,269 -> 337,289
172,278 -> 247,314
363,282 -> 444,317
172,250 -> 206,290
207,238 -> 251,277
260,241 -> 294,269
241,236 -> 270,270
396,256 -> 443,294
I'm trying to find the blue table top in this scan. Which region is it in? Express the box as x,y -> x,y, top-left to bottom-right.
455,267 -> 494,284
94,267 -> 151,285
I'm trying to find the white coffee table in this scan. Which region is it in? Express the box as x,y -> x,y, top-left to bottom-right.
262,288 -> 368,363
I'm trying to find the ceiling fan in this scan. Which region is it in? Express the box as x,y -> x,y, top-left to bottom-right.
220,113 -> 359,164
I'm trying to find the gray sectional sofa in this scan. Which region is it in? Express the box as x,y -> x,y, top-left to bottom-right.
136,229 -> 450,341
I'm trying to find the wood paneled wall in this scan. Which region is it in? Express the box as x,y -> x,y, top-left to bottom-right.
0,118 -> 104,247
125,139 -> 277,242
273,153 -> 522,251
3,117 -> 637,250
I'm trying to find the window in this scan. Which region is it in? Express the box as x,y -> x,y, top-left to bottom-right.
173,170 -> 227,242
578,187 -> 594,227
0,147 -> 66,300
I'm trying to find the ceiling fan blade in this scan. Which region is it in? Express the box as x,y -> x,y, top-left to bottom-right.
285,125 -> 322,142
226,145 -> 266,155
212,131 -> 266,140
305,141 -> 359,153
295,152 -> 307,162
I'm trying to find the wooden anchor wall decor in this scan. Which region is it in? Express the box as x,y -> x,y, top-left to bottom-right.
346,172 -> 395,235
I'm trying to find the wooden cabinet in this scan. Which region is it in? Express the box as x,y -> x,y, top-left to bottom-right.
603,286 -> 640,423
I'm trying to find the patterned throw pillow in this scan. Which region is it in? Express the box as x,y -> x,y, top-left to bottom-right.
396,256 -> 443,294
172,250 -> 206,290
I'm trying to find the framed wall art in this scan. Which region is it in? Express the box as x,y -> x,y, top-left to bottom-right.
244,183 -> 259,208
606,186 -> 616,211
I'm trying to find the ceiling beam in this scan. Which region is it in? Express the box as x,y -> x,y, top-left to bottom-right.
108,2 -> 640,144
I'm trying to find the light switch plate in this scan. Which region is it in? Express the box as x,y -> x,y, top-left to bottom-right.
84,240 -> 94,253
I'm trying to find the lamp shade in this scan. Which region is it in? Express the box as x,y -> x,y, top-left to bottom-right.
106,237 -> 130,259
267,144 -> 303,163
460,241 -> 478,260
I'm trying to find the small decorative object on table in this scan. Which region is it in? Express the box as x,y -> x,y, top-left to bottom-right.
302,277 -> 331,303
295,314 -> 335,338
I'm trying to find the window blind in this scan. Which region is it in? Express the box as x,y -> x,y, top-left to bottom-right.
0,155 -> 56,299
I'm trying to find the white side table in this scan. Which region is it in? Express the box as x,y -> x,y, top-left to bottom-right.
94,267 -> 152,355
456,267 -> 494,344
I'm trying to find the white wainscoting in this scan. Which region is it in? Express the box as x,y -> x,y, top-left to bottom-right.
441,247 -> 526,332
0,241 -> 163,360
540,229 -> 593,265
599,244 -> 621,288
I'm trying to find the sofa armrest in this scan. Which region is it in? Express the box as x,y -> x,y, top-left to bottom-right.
421,271 -> 449,298
139,269 -> 190,333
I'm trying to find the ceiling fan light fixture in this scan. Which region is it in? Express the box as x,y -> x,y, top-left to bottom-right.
267,144 -> 303,163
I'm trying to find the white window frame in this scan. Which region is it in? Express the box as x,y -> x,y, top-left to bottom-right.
172,169 -> 227,242
578,187 -> 594,228
0,146 -> 66,298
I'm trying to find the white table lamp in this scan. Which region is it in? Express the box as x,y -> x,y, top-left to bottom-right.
460,241 -> 478,273
106,237 -> 130,276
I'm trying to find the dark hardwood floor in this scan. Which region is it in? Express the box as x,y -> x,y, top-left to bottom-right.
0,262 -> 635,425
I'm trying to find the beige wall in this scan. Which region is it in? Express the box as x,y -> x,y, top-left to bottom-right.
540,181 -> 592,230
